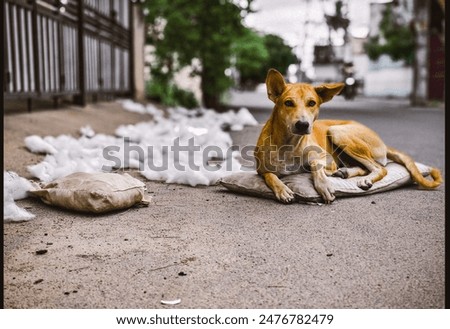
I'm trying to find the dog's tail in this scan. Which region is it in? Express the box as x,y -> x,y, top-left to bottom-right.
386,146 -> 442,188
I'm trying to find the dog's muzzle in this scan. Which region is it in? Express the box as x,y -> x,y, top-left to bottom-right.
293,120 -> 311,135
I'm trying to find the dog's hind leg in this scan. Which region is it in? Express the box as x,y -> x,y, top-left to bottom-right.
352,158 -> 387,190
328,124 -> 388,190
332,166 -> 368,179
334,158 -> 386,190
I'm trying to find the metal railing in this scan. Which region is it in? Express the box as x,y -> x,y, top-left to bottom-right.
3,0 -> 134,111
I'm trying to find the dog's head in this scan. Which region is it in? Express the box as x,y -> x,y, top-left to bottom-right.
266,69 -> 344,135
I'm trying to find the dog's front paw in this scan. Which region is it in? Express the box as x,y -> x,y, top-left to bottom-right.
357,178 -> 373,190
274,185 -> 295,204
315,181 -> 336,204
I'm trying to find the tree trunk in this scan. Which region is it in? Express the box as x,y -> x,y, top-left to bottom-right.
202,93 -> 220,110
200,69 -> 221,110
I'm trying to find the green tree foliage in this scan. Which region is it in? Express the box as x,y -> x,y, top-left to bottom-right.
364,4 -> 414,65
142,0 -> 253,108
233,32 -> 297,89
232,29 -> 268,89
262,34 -> 297,80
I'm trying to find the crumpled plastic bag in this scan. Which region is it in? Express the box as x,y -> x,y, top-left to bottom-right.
29,172 -> 151,213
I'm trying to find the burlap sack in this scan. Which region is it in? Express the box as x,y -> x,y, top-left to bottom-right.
220,162 -> 433,203
30,172 -> 151,213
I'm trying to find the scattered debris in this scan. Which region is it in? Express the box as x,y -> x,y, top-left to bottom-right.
79,125 -> 95,138
25,102 -> 258,187
267,285 -> 288,288
3,171 -> 36,222
181,257 -> 196,264
161,299 -> 181,306
24,135 -> 58,154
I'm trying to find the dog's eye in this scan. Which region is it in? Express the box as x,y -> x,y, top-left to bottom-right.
284,100 -> 294,107
308,100 -> 316,107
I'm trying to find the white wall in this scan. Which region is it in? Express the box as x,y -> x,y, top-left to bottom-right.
313,64 -> 341,82
364,66 -> 412,97
173,66 -> 202,104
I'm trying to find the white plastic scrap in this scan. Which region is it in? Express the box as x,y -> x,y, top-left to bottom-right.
24,135 -> 58,154
117,99 -> 164,119
3,171 -> 35,222
161,299 -> 181,306
25,101 -> 258,186
79,125 -> 96,138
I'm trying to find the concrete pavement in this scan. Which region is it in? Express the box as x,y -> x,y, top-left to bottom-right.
3,97 -> 445,308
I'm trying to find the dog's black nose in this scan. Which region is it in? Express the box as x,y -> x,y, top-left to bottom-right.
295,120 -> 310,132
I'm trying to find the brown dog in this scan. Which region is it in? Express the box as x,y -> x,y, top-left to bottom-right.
255,69 -> 442,204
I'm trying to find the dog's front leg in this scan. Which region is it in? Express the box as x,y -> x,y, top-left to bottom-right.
263,173 -> 295,203
310,159 -> 335,204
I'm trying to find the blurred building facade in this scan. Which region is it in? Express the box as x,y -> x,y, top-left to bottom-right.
311,0 -> 444,102
361,0 -> 444,102
362,0 -> 414,98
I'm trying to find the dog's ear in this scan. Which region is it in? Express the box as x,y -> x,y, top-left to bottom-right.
314,83 -> 345,104
266,69 -> 286,103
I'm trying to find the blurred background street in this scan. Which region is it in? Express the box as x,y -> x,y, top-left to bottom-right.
3,0 -> 445,112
